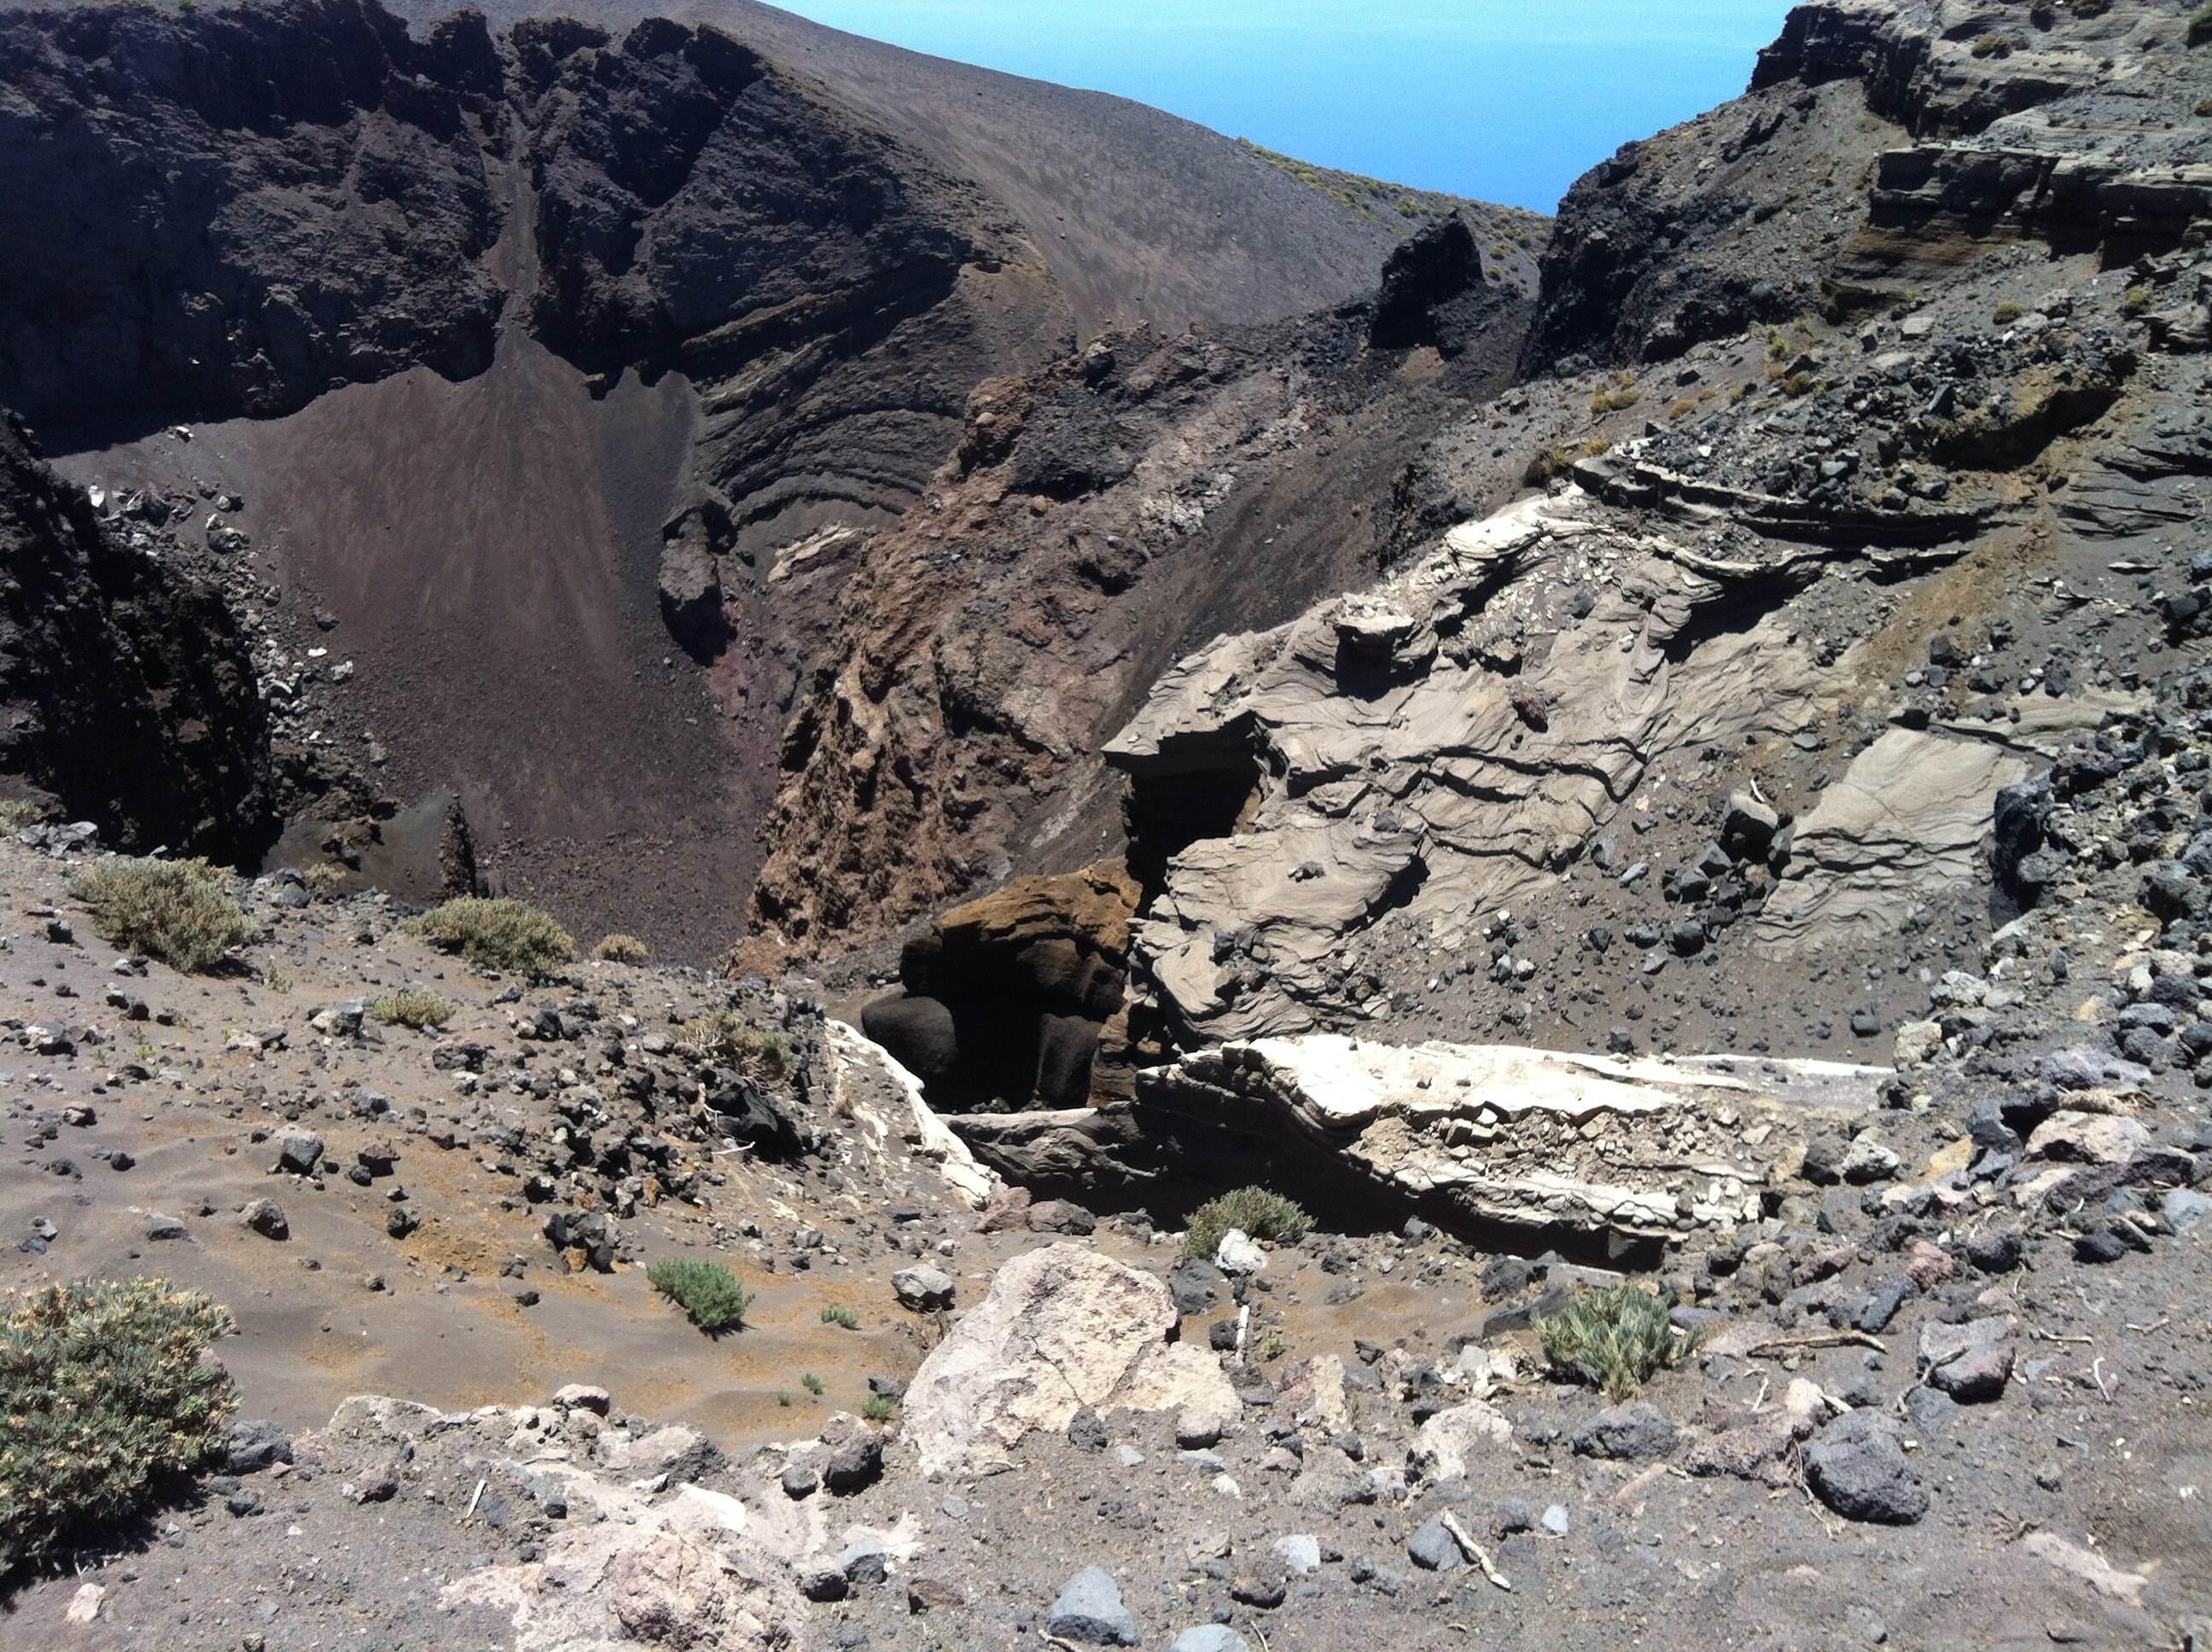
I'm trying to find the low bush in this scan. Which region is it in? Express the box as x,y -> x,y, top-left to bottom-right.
593,933 -> 649,963
1535,1283 -> 1696,1400
646,1258 -> 752,1334
302,863 -> 349,899
0,799 -> 45,832
0,1279 -> 237,1573
1992,299 -> 2024,323
678,1009 -> 795,1080
1522,436 -> 1610,488
801,1372 -> 825,1396
1184,1186 -> 1312,1259
861,1394 -> 897,1424
369,989 -> 454,1031
72,858 -> 257,973
406,896 -> 575,975
820,1304 -> 859,1330
1587,374 -> 1641,416
2122,284 -> 2154,316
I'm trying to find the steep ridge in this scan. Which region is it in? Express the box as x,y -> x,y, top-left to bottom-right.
1524,0 -> 2212,375
379,0 -> 1444,338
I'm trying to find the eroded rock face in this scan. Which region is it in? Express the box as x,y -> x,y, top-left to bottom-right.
1755,700 -> 2143,953
1136,1035 -> 1877,1258
1105,488 -> 1947,1049
0,416 -> 275,858
899,1242 -> 1234,1477
0,0 -> 508,436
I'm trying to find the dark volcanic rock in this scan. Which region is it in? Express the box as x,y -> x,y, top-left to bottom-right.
1371,216 -> 1483,351
0,416 -> 276,859
0,0 -> 505,439
1803,1411 -> 1927,1524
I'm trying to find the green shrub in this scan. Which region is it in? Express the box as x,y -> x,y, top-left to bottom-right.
406,896 -> 575,975
301,862 -> 349,899
593,932 -> 649,963
776,1389 -> 793,1407
820,1304 -> 859,1330
801,1372 -> 825,1396
0,1279 -> 237,1573
2122,284 -> 2154,316
1535,1283 -> 1696,1400
72,858 -> 257,973
1184,1186 -> 1312,1259
678,1009 -> 795,1080
0,799 -> 45,832
1992,300 -> 2024,323
369,989 -> 454,1031
861,1394 -> 897,1424
646,1258 -> 752,1333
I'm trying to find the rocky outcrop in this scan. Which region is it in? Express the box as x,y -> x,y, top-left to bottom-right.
748,297 -> 1531,953
1135,1036 -> 1875,1260
1755,700 -> 2141,955
1371,216 -> 1486,352
0,416 -> 275,858
1526,0 -> 2210,372
899,1242 -> 1234,1477
862,862 -> 1138,1110
826,1019 -> 1000,1209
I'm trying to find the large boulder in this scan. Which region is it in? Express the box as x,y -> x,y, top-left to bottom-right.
1411,1399 -> 1514,1482
900,1242 -> 1234,1477
655,534 -> 730,664
1802,1410 -> 1927,1524
859,993 -> 958,1079
869,862 -> 1139,1108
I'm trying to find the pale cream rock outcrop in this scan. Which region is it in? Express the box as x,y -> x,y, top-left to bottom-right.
1411,1399 -> 1515,1482
900,1242 -> 1236,1476
829,1019 -> 1000,1208
1105,488 -> 1892,1044
287,1397 -> 812,1652
1753,692 -> 2140,956
1141,1034 -> 1883,1245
